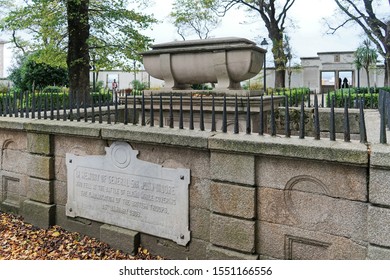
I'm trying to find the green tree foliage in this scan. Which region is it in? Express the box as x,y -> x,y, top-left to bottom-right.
1,0 -> 67,67
1,0 -> 156,99
170,0 -> 221,40
213,0 -> 296,88
2,0 -> 156,70
355,39 -> 378,91
8,53 -> 68,92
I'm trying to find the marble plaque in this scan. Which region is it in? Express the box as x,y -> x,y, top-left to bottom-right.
66,142 -> 191,245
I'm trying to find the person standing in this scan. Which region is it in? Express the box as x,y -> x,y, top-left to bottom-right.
112,79 -> 118,91
342,77 -> 349,88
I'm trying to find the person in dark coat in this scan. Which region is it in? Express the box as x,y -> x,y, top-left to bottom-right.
342,77 -> 349,88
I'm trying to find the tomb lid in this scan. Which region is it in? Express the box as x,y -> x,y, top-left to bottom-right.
141,37 -> 266,55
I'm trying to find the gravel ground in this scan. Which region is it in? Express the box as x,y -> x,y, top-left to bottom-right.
0,211 -> 162,260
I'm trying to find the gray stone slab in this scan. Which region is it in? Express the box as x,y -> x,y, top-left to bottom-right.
368,205 -> 390,247
258,221 -> 367,260
207,245 -> 259,260
66,141 -> 191,246
211,152 -> 255,185
367,244 -> 390,260
210,213 -> 255,253
258,187 -> 367,241
256,156 -> 367,202
100,224 -> 140,255
369,168 -> 390,206
140,234 -> 208,260
211,182 -> 255,219
22,199 -> 55,229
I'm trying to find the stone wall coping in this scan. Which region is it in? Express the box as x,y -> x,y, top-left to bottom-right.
0,118 -> 369,164
101,124 -> 214,149
141,37 -> 266,55
370,144 -> 390,168
0,118 -> 101,137
209,133 -> 368,165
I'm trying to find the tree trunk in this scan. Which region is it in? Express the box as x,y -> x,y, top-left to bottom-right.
271,39 -> 287,89
385,56 -> 390,87
365,67 -> 371,93
268,26 -> 287,88
274,62 -> 286,88
67,0 -> 90,103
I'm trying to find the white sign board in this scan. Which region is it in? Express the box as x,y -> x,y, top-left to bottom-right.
66,142 -> 190,245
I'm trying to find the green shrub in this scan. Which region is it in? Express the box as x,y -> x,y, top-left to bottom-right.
272,87 -> 311,106
43,86 -> 63,93
325,87 -> 387,108
191,84 -> 213,90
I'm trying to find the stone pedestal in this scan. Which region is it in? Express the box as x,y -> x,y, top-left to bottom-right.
124,94 -> 283,133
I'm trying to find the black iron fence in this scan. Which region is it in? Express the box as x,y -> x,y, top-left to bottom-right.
0,89 -> 389,144
379,89 -> 390,144
265,87 -> 384,109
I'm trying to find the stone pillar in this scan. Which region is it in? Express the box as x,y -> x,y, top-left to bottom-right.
208,151 -> 258,259
22,132 -> 55,228
367,144 -> 390,259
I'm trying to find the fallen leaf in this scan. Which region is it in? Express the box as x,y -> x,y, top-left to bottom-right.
0,211 -> 164,260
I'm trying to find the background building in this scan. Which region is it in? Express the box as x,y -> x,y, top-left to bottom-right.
260,51 -> 385,92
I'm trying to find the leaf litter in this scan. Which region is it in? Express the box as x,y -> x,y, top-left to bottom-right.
0,211 -> 163,260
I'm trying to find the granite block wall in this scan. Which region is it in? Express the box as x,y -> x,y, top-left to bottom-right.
0,118 -> 388,259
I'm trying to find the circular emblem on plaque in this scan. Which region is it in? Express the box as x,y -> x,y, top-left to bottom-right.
110,142 -> 131,169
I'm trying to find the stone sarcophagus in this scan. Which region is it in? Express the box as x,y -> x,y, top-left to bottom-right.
141,37 -> 266,90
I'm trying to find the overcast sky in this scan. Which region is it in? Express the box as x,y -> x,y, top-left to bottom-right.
2,0 -> 388,75
141,0 -> 387,61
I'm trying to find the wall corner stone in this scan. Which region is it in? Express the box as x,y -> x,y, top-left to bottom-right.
22,199 -> 55,228
27,132 -> 52,155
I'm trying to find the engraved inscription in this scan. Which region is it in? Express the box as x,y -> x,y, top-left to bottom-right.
74,167 -> 176,221
66,142 -> 190,245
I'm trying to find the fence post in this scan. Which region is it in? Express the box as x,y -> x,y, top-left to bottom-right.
200,95 -> 205,131
359,97 -> 367,143
211,95 -> 216,132
285,95 -> 290,138
246,96 -> 251,134
330,95 -> 336,141
222,95 -> 227,133
299,94 -> 305,139
259,95 -> 264,136
189,95 -> 194,130
234,95 -> 239,134
179,94 -> 183,129
150,94 -> 154,127
270,94 -> 276,136
380,90 -> 388,144
314,93 -> 320,140
344,97 -> 350,142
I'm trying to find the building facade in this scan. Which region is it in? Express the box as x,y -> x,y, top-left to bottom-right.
262,51 -> 385,92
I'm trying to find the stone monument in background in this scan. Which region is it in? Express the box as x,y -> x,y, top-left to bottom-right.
141,37 -> 265,93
